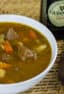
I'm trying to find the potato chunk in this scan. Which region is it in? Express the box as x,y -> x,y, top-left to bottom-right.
0,69 -> 6,78
35,44 -> 47,53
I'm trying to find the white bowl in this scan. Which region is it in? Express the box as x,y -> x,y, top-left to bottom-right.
0,14 -> 57,94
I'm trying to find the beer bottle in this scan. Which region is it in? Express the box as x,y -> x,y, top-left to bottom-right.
40,0 -> 64,40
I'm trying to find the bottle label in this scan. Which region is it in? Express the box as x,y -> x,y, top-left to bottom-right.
48,1 -> 64,27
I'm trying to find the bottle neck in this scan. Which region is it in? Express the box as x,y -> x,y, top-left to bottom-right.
40,0 -> 47,25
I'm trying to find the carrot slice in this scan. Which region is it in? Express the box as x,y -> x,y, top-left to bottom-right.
3,40 -> 13,54
29,30 -> 37,39
0,61 -> 12,69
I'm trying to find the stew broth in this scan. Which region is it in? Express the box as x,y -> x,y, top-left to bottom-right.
0,22 -> 52,84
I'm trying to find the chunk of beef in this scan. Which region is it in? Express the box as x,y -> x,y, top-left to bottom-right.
18,42 -> 37,61
6,28 -> 19,40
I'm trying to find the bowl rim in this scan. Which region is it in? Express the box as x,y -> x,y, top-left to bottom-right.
0,14 -> 57,87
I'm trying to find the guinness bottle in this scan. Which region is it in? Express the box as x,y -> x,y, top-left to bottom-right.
40,0 -> 64,40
